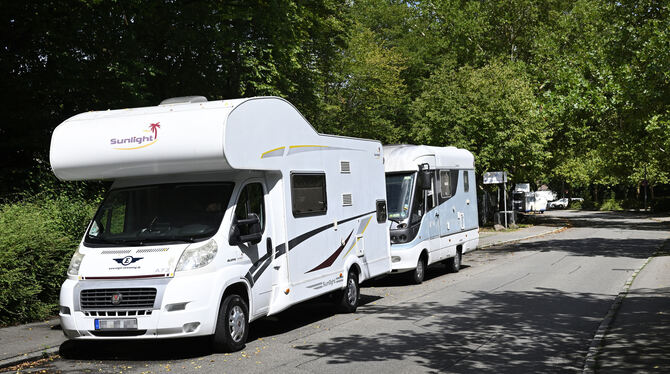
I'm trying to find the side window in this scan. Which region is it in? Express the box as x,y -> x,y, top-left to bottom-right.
425,171 -> 436,211
450,170 -> 459,196
376,200 -> 387,223
440,170 -> 451,199
410,182 -> 424,225
463,170 -> 470,193
291,173 -> 327,217
235,183 -> 265,234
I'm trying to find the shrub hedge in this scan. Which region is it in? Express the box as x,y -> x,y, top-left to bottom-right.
0,194 -> 98,325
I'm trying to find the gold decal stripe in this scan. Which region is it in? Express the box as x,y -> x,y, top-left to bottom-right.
260,146 -> 286,158
343,216 -> 373,257
113,139 -> 158,150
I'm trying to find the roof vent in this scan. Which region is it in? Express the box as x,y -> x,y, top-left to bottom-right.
159,96 -> 208,106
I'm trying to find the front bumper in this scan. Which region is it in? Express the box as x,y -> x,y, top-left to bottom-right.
59,272 -> 221,339
390,242 -> 423,272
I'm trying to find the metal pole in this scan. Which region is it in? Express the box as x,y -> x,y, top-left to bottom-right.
645,167 -> 648,212
503,180 -> 508,228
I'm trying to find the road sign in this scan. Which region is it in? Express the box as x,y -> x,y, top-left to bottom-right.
483,171 -> 507,184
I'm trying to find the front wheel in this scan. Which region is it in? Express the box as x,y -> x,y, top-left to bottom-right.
412,256 -> 426,284
211,294 -> 249,353
335,270 -> 360,313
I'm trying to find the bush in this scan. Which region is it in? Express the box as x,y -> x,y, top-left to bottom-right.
600,197 -> 623,211
0,194 -> 99,325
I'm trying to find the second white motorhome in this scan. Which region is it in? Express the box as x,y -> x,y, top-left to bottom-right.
51,96 -> 391,352
383,145 -> 479,283
513,183 -> 547,213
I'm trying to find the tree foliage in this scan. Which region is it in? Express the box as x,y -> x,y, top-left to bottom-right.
412,60 -> 550,181
1,0 -> 669,195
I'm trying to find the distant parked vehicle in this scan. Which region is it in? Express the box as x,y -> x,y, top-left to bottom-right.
549,198 -> 569,209
512,183 -> 547,213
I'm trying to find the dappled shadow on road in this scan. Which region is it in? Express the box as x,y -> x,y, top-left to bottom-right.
294,288 -> 614,373
597,287 -> 670,373
247,293 -> 381,342
536,211 -> 670,232
481,210 -> 669,260
58,294 -> 382,362
486,237 -> 665,259
366,263 -> 466,288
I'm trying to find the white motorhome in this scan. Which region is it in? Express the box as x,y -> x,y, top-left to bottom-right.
383,145 -> 479,283
513,183 -> 547,213
50,96 -> 391,352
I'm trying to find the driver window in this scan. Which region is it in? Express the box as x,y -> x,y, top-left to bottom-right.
425,171 -> 436,211
234,183 -> 265,234
410,184 -> 424,225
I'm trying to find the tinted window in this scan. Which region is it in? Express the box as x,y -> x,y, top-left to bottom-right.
463,170 -> 470,193
438,170 -> 459,203
440,170 -> 451,198
235,183 -> 265,234
410,181 -> 425,225
426,171 -> 436,211
291,173 -> 327,217
376,200 -> 387,223
86,182 -> 234,246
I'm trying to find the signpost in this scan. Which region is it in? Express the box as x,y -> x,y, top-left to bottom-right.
483,171 -> 509,228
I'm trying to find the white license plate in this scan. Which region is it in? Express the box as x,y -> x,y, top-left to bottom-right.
95,318 -> 138,330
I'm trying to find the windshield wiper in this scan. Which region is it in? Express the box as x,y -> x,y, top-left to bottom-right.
135,236 -> 200,244
87,237 -> 128,245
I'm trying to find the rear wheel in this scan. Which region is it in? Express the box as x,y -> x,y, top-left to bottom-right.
446,250 -> 461,273
412,256 -> 426,284
335,270 -> 360,313
211,294 -> 249,352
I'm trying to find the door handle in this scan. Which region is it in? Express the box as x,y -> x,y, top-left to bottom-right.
435,212 -> 440,217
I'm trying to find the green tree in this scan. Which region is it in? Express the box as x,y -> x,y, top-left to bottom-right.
412,60 -> 551,181
319,24 -> 408,144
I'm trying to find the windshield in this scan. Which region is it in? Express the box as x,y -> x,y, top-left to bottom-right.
385,173 -> 415,222
85,182 -> 235,246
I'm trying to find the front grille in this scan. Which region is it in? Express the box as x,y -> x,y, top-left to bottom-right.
80,288 -> 157,309
83,310 -> 153,317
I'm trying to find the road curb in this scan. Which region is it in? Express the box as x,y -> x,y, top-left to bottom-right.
477,226 -> 567,250
0,346 -> 60,370
582,241 -> 667,373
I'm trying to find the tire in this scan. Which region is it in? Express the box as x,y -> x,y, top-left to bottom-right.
446,250 -> 461,273
211,294 -> 249,353
335,270 -> 360,313
411,256 -> 426,284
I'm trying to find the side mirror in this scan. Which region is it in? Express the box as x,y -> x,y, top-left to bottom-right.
228,213 -> 262,246
417,170 -> 432,190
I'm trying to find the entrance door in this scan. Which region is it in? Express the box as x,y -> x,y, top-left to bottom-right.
233,180 -> 274,316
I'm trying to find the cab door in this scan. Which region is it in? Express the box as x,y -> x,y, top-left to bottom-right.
233,180 -> 274,316
426,171 -> 441,258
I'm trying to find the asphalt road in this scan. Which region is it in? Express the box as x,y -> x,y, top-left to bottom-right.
24,210 -> 670,373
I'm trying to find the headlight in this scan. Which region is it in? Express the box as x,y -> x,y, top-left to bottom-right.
176,240 -> 218,272
67,249 -> 85,276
